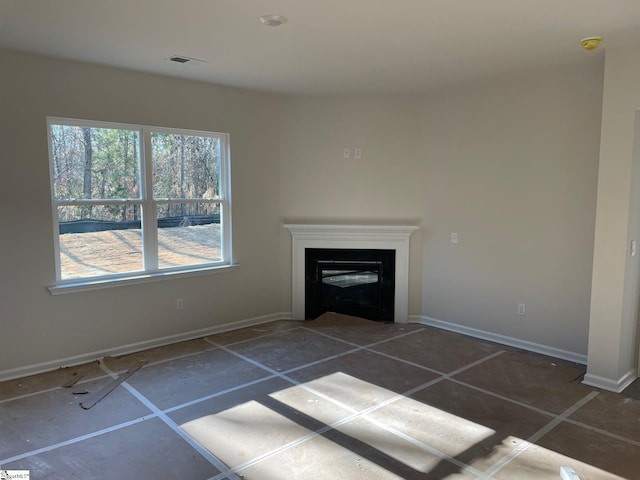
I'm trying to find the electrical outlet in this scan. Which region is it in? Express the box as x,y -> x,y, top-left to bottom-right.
517,303 -> 525,316
354,147 -> 362,159
177,298 -> 184,310
450,232 -> 458,244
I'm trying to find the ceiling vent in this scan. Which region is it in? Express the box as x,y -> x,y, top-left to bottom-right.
166,55 -> 208,67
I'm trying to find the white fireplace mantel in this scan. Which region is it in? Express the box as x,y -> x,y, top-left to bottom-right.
284,224 -> 419,323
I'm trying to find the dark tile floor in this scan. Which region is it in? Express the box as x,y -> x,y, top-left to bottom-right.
1,312 -> 639,479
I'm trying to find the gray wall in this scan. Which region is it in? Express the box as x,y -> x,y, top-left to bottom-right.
0,48 -> 606,376
419,61 -> 603,354
277,60 -> 603,357
277,95 -> 426,315
0,50 -> 283,374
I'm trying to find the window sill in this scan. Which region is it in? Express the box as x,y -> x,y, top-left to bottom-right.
47,264 -> 239,295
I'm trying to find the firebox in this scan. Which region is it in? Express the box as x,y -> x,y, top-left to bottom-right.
305,248 -> 395,322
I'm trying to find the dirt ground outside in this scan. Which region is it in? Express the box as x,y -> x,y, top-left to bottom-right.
59,224 -> 221,279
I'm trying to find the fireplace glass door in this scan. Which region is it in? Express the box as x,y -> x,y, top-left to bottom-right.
318,261 -> 382,309
305,248 -> 395,322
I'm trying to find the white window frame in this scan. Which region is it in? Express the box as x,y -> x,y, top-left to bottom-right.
47,117 -> 234,294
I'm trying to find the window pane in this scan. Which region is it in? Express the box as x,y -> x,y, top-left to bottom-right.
50,124 -> 140,200
151,133 -> 221,199
48,119 -> 231,284
58,206 -> 143,279
156,203 -> 221,269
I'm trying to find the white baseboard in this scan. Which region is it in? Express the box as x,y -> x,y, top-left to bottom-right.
0,312 -> 293,383
582,369 -> 637,393
410,315 -> 588,365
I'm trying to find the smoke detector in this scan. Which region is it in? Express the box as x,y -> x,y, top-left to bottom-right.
580,37 -> 602,51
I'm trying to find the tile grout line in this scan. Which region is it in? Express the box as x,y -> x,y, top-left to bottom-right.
562,417 -> 640,448
207,422 -> 338,480
0,415 -> 156,466
345,350 -> 512,479
98,360 -> 242,480
445,377 -> 561,419
6,326 -> 631,480
5,323 -> 638,475
205,337 -> 505,478
7,327 -> 640,480
162,374 -> 280,414
204,327 -> 424,480
204,352 -> 440,478
202,336 -> 371,412
302,327 -> 612,424
301,326 -> 572,436
206,324 -> 426,477
202,338 -> 369,479
300,324 -> 448,375
4,329 -> 357,467
107,345 -> 220,371
0,326 -> 303,405
483,390 -> 600,477
362,346 -> 443,373
300,324 -> 425,350
204,337 -> 452,476
0,372 -> 114,404
8,348 -> 636,475
213,331 -> 631,479
214,326 -> 303,349
0,348 -> 221,405
360,414 -> 488,478
310,329 -> 640,450
204,338 -> 369,417
2,368 -> 282,467
444,376 -> 640,448
303,323 -> 506,379
300,320 -> 592,457
167,329 -> 420,417
444,368 -> 640,462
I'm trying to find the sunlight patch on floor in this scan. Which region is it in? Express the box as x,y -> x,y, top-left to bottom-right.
179,372 -> 629,479
275,371 -> 399,412
492,441 -> 628,480
238,434 -> 405,480
180,400 -> 310,468
180,399 -> 401,479
272,372 -> 494,473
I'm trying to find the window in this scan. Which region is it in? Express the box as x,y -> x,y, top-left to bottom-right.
47,118 -> 232,287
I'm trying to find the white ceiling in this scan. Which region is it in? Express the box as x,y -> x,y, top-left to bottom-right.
1,0 -> 639,95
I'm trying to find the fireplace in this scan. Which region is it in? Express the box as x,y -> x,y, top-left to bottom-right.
305,248 -> 395,322
284,224 -> 418,323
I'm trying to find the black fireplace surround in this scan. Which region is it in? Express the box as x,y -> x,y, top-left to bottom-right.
305,248 -> 395,322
